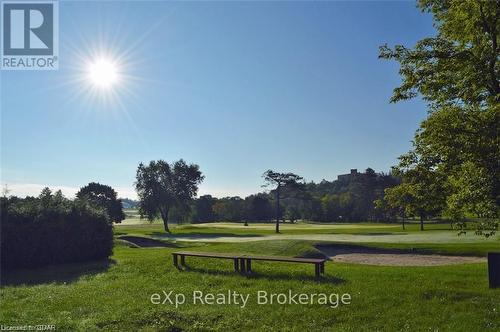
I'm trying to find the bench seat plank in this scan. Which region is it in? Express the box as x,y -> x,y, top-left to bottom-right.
173,252 -> 326,263
173,251 -> 239,259
241,255 -> 326,264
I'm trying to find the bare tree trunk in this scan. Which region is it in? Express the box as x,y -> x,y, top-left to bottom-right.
163,218 -> 170,233
402,216 -> 405,230
160,207 -> 170,233
420,215 -> 424,231
275,186 -> 280,233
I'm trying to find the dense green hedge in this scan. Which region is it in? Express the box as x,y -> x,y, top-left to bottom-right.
1,189 -> 113,269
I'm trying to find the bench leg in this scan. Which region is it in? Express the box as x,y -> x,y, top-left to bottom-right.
180,255 -> 185,266
240,258 -> 246,274
246,259 -> 252,273
315,263 -> 320,278
234,258 -> 239,272
173,254 -> 178,268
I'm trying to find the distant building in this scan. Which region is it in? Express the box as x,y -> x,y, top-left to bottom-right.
337,169 -> 358,181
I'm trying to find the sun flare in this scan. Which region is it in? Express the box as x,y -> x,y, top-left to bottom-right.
87,58 -> 119,88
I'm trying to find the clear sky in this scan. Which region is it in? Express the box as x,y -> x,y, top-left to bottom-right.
1,1 -> 434,199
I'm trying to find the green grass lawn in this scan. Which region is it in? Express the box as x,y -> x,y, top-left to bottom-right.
115,221 -> 500,256
1,222 -> 499,331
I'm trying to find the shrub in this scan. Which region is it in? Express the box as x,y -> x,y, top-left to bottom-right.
0,189 -> 113,269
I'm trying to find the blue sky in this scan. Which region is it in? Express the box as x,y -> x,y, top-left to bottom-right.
1,1 -> 434,199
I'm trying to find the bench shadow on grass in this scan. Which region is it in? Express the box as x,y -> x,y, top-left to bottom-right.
179,265 -> 345,284
1,259 -> 115,287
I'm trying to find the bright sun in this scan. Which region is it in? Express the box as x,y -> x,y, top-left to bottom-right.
87,58 -> 119,88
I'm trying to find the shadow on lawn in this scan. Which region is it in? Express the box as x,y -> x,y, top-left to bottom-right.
181,265 -> 346,284
118,235 -> 181,248
0,259 -> 115,287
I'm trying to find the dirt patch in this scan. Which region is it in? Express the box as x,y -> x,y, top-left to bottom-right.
117,236 -> 173,248
316,244 -> 486,266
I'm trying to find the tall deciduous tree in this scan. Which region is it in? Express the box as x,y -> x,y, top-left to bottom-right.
379,0 -> 499,235
135,160 -> 204,233
76,182 -> 125,223
393,152 -> 448,231
263,170 -> 304,233
379,0 -> 499,108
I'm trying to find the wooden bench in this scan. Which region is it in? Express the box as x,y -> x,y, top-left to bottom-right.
172,251 -> 327,277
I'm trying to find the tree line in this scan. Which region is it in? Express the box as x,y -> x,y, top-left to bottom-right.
136,164 -> 400,232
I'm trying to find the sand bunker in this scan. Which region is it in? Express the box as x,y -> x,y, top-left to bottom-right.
317,244 -> 486,266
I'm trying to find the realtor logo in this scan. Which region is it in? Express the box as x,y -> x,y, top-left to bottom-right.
1,0 -> 58,70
